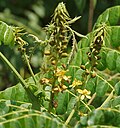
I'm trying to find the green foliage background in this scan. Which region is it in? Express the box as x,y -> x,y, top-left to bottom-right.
0,0 -> 120,90
0,1 -> 120,128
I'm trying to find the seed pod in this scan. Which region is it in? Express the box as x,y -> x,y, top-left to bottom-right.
80,65 -> 86,70
62,39 -> 68,44
85,69 -> 90,75
93,50 -> 99,55
62,64 -> 66,69
61,53 -> 68,57
90,47 -> 93,52
91,72 -> 96,78
49,41 -> 54,46
44,50 -> 51,55
51,60 -> 56,65
62,45 -> 67,49
61,85 -> 67,90
59,35 -> 64,40
96,56 -> 101,60
88,56 -> 92,61
52,100 -> 58,108
93,62 -> 98,67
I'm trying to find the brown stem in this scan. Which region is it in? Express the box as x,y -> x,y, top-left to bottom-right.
88,0 -> 94,32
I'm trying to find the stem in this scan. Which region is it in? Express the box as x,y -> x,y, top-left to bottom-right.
0,52 -> 28,88
96,74 -> 115,90
66,90 -> 92,112
48,66 -> 57,112
65,108 -> 75,125
87,92 -> 96,105
99,90 -> 114,108
80,100 -> 92,112
88,0 -> 94,32
0,52 -> 40,110
23,53 -> 37,84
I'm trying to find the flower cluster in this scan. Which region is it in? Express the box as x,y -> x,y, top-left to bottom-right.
69,78 -> 82,88
77,89 -> 91,100
52,68 -> 71,93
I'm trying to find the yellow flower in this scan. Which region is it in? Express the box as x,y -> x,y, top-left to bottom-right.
55,68 -> 71,82
77,89 -> 91,100
55,68 -> 66,76
40,78 -> 50,85
69,78 -> 82,88
78,111 -> 87,116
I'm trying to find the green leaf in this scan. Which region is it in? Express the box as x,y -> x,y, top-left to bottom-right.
0,101 -> 9,116
0,124 -> 5,128
86,78 -> 96,94
67,97 -> 77,115
56,92 -> 67,114
75,69 -> 84,81
96,80 -> 109,97
68,66 -> 78,80
0,21 -> 15,47
115,81 -> 120,95
87,109 -> 104,125
24,117 -> 35,128
111,96 -> 120,108
0,84 -> 29,102
116,55 -> 120,72
0,100 -> 67,128
78,32 -> 92,49
0,21 -> 8,41
81,47 -> 89,65
79,116 -> 87,126
9,120 -> 22,128
71,49 -> 82,66
4,26 -> 14,46
95,6 -> 120,26
110,26 -> 120,47
106,50 -> 117,70
97,50 -> 107,71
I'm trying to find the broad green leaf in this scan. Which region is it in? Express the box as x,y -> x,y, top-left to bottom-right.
81,47 -> 89,65
0,124 -> 5,128
97,50 -> 107,71
116,55 -> 120,72
56,92 -> 67,114
96,80 -> 109,96
110,26 -> 120,47
115,81 -> 120,95
36,115 -> 46,128
103,110 -> 116,125
78,32 -> 92,49
4,26 -> 14,46
24,117 -> 35,128
106,50 -> 117,70
0,84 -> 29,102
0,21 -> 7,42
0,101 -> 9,116
87,109 -> 104,125
9,120 -> 22,128
71,49 -> 82,66
75,69 -> 84,81
0,101 -> 67,128
95,6 -> 120,26
79,116 -> 87,126
111,96 -> 120,108
68,66 -> 78,80
86,78 -> 96,94
0,21 -> 15,47
67,97 -> 77,115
